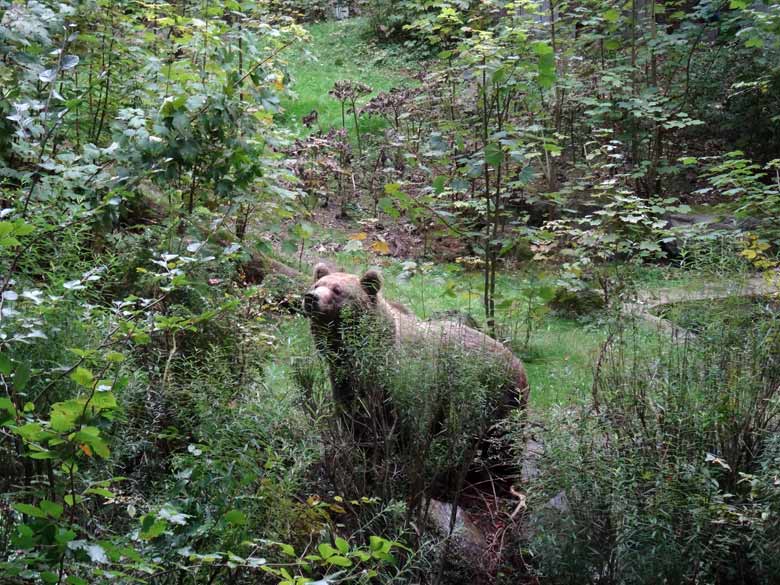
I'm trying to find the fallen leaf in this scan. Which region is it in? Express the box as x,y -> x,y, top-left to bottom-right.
371,241 -> 390,255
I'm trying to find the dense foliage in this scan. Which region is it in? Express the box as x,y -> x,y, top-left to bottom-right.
2,0 -> 780,583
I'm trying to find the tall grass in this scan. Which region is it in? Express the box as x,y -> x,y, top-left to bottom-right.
528,302 -> 780,584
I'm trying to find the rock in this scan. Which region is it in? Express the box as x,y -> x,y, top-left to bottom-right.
428,310 -> 481,330
426,498 -> 486,558
545,490 -> 570,513
521,438 -> 544,483
549,286 -> 605,316
426,499 -> 487,583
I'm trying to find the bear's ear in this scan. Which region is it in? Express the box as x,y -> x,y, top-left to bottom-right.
313,262 -> 331,281
360,269 -> 382,298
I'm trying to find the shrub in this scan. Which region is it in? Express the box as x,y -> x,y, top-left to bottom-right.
267,0 -> 331,22
548,285 -> 606,317
528,304 -> 780,584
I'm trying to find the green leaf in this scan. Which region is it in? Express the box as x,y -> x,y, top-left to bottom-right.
278,543 -> 295,557
533,42 -> 556,89
40,500 -> 63,519
12,524 -> 35,549
603,8 -> 620,22
140,515 -> 167,540
84,487 -> 115,499
14,362 -> 31,391
326,555 -> 353,567
533,41 -> 553,56
0,397 -> 16,416
485,143 -> 503,167
0,353 -> 11,375
185,94 -> 207,111
335,537 -> 349,554
64,494 -> 85,506
372,550 -> 396,563
41,572 -> 59,584
90,391 -> 117,410
15,422 -> 47,441
224,509 -> 247,526
13,503 -> 46,518
56,528 -> 77,545
50,400 -> 82,432
14,221 -> 35,237
70,367 -> 94,388
379,197 -> 399,218
318,543 -> 337,559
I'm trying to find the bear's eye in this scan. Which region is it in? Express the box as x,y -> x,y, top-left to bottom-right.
332,286 -> 342,296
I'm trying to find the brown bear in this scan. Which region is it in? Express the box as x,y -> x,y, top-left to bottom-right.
302,263 -> 529,418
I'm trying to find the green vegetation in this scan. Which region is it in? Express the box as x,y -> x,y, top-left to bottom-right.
2,0 -> 780,584
531,311 -> 780,583
281,18 -> 414,135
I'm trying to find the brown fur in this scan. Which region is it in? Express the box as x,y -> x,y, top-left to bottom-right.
303,263 -> 529,413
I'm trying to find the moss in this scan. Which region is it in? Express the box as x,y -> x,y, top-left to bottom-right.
549,286 -> 606,317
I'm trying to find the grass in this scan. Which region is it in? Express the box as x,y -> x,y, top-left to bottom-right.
280,18 -> 415,137
607,254 -> 754,292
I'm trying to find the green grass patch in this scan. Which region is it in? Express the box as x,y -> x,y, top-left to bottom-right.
520,319 -> 605,409
281,18 -> 414,137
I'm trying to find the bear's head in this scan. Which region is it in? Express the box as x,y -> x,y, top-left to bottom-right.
303,263 -> 382,322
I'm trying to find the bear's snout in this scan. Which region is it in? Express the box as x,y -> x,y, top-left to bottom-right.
303,292 -> 318,314
303,287 -> 335,316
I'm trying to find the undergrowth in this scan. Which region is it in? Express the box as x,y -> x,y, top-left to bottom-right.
528,305 -> 780,584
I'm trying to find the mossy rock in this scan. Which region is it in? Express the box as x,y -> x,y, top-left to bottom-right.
429,310 -> 481,330
549,286 -> 605,316
507,237 -> 534,263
